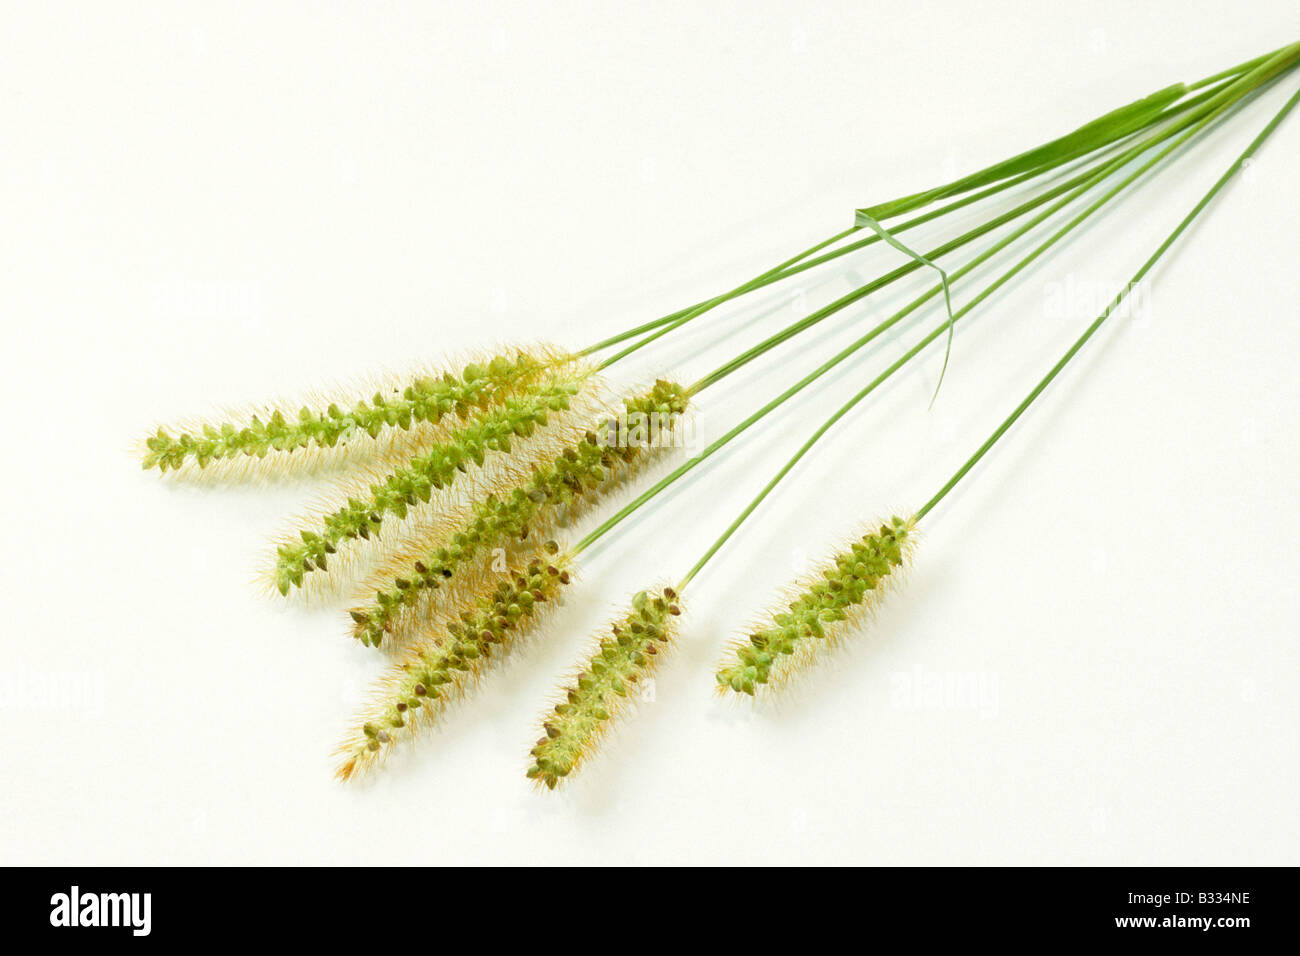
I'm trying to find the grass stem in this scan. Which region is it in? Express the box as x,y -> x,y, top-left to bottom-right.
577,47 -> 1275,366
916,81 -> 1300,522
676,57 -> 1300,588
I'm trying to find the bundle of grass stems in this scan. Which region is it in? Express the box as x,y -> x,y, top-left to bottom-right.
141,42 -> 1300,788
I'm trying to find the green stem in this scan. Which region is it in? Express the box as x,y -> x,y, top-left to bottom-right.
577,48 -> 1270,365
857,45 -> 1290,222
916,82 -> 1300,522
576,136 -> 1135,557
676,89 -> 1241,588
679,66 -> 1273,398
682,150 -> 1115,396
590,159 -> 1088,371
589,227 -> 858,366
576,48 -> 1295,564
578,301 -> 718,355
1186,45 -> 1285,91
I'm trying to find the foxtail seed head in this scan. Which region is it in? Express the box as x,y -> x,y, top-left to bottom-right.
716,515 -> 914,696
271,372 -> 596,596
348,380 -> 690,647
336,543 -> 575,780
141,348 -> 565,478
528,585 -> 681,790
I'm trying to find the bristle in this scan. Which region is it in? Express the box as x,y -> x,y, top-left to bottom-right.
137,413 -> 464,487
346,379 -> 691,648
716,514 -> 916,696
527,584 -> 682,790
259,460 -> 493,604
269,366 -> 602,596
338,455 -> 545,638
140,345 -> 572,478
335,546 -> 577,780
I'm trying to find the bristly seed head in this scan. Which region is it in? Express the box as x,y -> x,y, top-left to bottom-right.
527,585 -> 680,790
274,376 -> 587,595
336,548 -> 577,779
346,380 -> 690,647
716,515 -> 914,696
142,350 -> 558,474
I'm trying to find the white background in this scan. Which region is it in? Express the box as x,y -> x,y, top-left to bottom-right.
3,2 -> 1298,865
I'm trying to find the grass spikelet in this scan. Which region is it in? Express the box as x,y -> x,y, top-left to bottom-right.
270,367 -> 600,596
347,379 -> 691,647
140,346 -> 568,478
266,460 -> 508,603
527,584 -> 681,790
716,515 -> 915,696
335,542 -> 576,781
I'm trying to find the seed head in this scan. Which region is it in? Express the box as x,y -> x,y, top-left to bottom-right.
336,547 -> 577,780
716,515 -> 915,696
345,380 -> 690,646
141,348 -> 565,479
271,370 -> 597,596
528,584 -> 681,790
